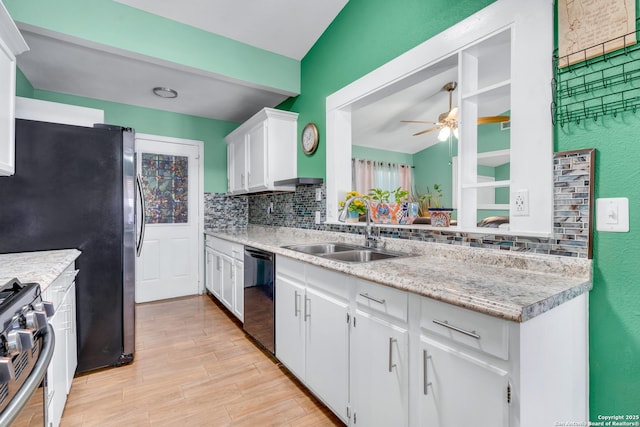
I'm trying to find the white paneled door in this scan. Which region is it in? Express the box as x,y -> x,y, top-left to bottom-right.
135,135 -> 202,303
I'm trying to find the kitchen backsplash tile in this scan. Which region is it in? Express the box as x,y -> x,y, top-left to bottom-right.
204,193 -> 248,230
205,149 -> 594,258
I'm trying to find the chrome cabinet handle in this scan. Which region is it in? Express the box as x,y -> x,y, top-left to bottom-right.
388,337 -> 397,372
359,293 -> 386,305
294,290 -> 301,317
423,349 -> 432,395
241,173 -> 245,186
304,296 -> 311,321
216,256 -> 221,271
247,171 -> 251,185
432,319 -> 481,339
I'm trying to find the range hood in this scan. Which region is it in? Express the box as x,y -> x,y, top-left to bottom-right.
273,177 -> 324,186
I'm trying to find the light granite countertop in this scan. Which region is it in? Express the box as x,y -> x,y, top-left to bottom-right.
205,226 -> 592,323
0,249 -> 81,291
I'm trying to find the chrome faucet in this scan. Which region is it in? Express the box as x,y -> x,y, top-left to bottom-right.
338,196 -> 380,248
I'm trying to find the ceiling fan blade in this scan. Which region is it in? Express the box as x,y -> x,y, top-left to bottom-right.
413,127 -> 440,136
447,107 -> 459,120
401,120 -> 438,124
478,115 -> 510,124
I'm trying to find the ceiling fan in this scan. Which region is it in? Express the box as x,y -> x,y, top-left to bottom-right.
401,82 -> 510,141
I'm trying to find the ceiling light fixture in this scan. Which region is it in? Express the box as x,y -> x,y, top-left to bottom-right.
152,87 -> 178,99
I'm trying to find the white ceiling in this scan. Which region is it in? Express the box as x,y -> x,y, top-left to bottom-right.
113,0 -> 349,61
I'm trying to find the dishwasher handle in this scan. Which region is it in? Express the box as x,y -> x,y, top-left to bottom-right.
244,247 -> 274,262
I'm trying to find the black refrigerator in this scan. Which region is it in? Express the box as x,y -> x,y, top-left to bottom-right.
0,119 -> 138,374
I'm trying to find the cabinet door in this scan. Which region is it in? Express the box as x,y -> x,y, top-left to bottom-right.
205,247 -> 214,293
232,260 -> 244,321
220,254 -> 234,311
275,274 -> 305,379
47,307 -> 68,427
230,137 -> 247,193
351,310 -> 409,427
419,335 -> 510,427
0,36 -> 16,176
65,282 -> 78,394
305,287 -> 349,422
247,121 -> 268,191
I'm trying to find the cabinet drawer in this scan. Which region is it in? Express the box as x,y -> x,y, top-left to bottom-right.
356,280 -> 408,323
208,236 -> 243,260
420,297 -> 510,360
276,256 -> 305,283
306,263 -> 351,300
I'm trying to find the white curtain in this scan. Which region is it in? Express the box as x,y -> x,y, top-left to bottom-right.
352,158 -> 412,196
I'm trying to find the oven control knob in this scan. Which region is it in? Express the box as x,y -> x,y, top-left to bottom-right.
0,358 -> 15,384
7,329 -> 35,355
34,301 -> 55,318
25,310 -> 48,333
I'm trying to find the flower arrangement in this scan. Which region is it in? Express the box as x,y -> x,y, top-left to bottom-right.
338,191 -> 368,215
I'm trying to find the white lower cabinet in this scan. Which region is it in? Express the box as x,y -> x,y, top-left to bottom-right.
273,257 -> 588,427
350,310 -> 409,426
205,236 -> 244,322
418,336 -> 509,427
276,258 -> 350,423
42,262 -> 78,427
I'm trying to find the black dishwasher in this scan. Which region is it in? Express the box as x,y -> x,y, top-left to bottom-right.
243,247 -> 275,354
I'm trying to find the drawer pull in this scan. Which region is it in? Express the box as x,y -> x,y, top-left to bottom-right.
423,350 -> 432,395
432,319 -> 480,339
359,293 -> 385,305
294,290 -> 301,317
388,337 -> 397,372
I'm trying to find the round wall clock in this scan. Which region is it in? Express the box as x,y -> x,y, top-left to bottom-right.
301,122 -> 319,155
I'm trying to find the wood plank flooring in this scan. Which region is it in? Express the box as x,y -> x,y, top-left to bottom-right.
61,295 -> 344,426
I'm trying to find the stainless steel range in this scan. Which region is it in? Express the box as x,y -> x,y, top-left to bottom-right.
0,278 -> 54,425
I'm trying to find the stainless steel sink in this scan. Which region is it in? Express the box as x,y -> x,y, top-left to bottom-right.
281,242 -> 361,255
321,249 -> 403,263
282,242 -> 408,263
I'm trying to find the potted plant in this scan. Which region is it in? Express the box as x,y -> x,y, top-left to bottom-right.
338,191 -> 368,222
368,187 -> 418,224
425,184 -> 453,227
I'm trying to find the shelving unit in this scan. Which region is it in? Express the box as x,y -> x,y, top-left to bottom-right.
553,21 -> 640,126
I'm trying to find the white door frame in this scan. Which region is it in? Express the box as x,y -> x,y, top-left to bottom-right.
136,132 -> 205,295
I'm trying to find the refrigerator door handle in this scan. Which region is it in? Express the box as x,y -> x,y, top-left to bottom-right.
136,174 -> 146,257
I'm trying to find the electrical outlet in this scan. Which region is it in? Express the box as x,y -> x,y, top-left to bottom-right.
315,211 -> 321,224
512,190 -> 529,216
315,188 -> 322,202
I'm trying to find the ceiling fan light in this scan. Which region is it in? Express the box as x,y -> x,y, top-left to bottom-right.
438,127 -> 451,141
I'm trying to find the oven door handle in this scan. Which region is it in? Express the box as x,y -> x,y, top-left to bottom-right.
0,324 -> 55,426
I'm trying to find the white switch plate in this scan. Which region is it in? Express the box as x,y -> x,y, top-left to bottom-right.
315,188 -> 322,201
596,197 -> 629,232
315,211 -> 321,224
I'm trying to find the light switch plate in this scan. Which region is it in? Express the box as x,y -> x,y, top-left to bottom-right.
596,197 -> 629,232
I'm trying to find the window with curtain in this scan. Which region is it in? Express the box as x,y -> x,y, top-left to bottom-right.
352,158 -> 412,196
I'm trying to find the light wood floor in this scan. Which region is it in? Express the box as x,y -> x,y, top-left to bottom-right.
61,295 -> 344,426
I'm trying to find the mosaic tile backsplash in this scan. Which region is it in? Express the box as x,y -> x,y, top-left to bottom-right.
248,184 -> 326,230
204,193 -> 248,230
141,153 -> 188,224
205,149 -> 594,258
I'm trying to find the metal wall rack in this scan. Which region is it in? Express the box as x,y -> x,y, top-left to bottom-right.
553,21 -> 640,127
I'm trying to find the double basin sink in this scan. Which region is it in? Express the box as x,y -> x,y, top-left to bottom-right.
282,242 -> 408,263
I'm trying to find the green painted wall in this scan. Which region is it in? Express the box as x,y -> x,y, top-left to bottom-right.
5,0 -> 299,94
352,145 -> 413,165
15,68 -> 33,97
16,77 -> 237,193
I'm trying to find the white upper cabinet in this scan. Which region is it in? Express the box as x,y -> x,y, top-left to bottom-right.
0,3 -> 28,176
225,107 -> 298,194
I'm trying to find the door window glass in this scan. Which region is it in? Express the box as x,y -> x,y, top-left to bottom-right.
141,153 -> 188,224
